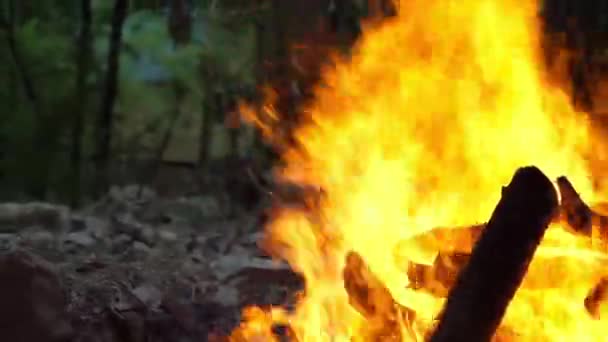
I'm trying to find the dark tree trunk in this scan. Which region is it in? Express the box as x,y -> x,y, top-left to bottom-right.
70,0 -> 92,207
5,0 -> 49,199
168,0 -> 191,46
95,0 -> 128,196
197,67 -> 215,168
429,166 -> 558,342
4,0 -> 42,119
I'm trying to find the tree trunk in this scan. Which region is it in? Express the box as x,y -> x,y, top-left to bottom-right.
4,0 -> 42,119
5,0 -> 49,199
197,68 -> 215,168
70,0 -> 92,207
95,0 -> 128,196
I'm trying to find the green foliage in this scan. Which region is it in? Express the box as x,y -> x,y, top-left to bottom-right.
0,0 -> 270,203
198,12 -> 257,87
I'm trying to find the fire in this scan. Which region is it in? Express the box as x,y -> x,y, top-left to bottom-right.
234,0 -> 608,341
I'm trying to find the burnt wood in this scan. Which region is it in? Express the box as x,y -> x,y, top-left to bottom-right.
343,251 -> 416,341
428,166 -> 558,342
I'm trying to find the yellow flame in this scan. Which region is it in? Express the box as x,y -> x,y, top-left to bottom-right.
233,0 -> 608,340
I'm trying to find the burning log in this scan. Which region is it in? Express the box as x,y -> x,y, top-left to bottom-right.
343,251 -> 416,341
409,224 -> 484,254
407,252 -> 470,297
409,176 -> 608,260
584,277 -> 608,319
556,176 -> 608,240
428,166 -> 558,342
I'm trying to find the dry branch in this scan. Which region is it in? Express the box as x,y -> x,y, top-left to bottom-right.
428,166 -> 558,342
343,251 -> 416,341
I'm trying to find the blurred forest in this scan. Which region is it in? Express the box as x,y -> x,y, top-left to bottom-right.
0,0 -> 381,207
0,0 -> 607,207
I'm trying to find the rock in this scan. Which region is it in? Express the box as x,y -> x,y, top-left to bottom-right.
112,213 -> 156,246
140,227 -> 157,246
111,234 -> 133,254
211,285 -> 240,307
132,241 -> 152,255
0,202 -> 70,233
64,232 -> 96,248
26,230 -> 56,248
85,217 -> 110,240
109,184 -> 156,203
158,229 -> 178,242
211,254 -> 290,280
69,215 -> 88,232
231,267 -> 303,308
0,233 -> 17,251
139,197 -> 223,225
0,250 -> 73,341
131,284 -> 163,310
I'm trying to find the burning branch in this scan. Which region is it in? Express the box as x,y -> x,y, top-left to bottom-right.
429,166 -> 558,342
343,251 -> 416,341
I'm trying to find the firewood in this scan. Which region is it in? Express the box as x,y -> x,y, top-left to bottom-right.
407,252 -> 470,297
584,277 -> 608,319
408,177 -> 608,259
343,251 -> 416,341
428,166 -> 558,342
556,176 -> 608,240
408,224 -> 484,254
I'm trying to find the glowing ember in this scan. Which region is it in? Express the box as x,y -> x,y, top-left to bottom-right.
234,0 -> 608,340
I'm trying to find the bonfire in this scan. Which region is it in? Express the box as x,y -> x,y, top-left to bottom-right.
231,0 -> 608,341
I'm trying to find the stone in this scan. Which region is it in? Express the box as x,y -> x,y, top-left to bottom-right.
158,229 -> 178,242
0,250 -> 73,342
64,232 -> 96,247
131,284 -> 163,310
0,203 -> 70,233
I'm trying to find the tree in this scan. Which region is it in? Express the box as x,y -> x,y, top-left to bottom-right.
95,0 -> 128,196
70,0 -> 93,207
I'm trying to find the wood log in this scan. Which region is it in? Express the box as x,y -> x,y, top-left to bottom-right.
584,277 -> 608,319
343,251 -> 416,341
428,166 -> 558,342
556,176 -> 608,240
407,252 -> 470,297
408,177 -> 608,259
408,224 -> 484,255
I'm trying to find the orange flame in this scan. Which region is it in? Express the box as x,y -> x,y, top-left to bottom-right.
233,0 -> 608,340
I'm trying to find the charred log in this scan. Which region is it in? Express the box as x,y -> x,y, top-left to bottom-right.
429,166 -> 558,342
343,251 -> 416,341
